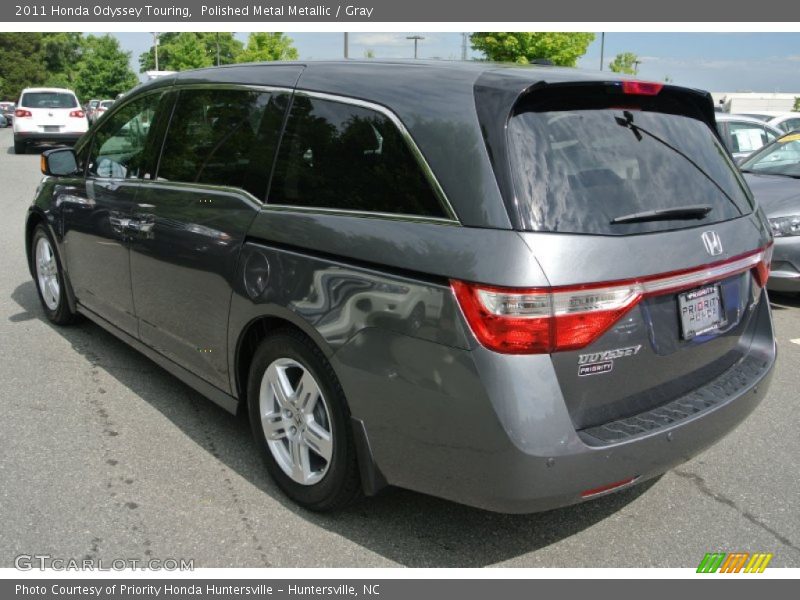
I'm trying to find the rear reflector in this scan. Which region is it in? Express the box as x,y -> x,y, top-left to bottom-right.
581,476 -> 639,499
69,110 -> 85,118
451,244 -> 773,354
621,80 -> 664,96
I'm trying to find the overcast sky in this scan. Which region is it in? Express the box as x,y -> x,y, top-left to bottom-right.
108,32 -> 800,93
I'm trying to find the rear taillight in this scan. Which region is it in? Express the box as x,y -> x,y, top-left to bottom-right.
621,80 -> 663,96
753,243 -> 774,288
452,245 -> 773,355
69,110 -> 85,118
15,109 -> 32,118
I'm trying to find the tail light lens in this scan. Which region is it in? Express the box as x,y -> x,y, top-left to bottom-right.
15,109 -> 32,118
452,245 -> 773,354
753,243 -> 774,288
69,110 -> 85,118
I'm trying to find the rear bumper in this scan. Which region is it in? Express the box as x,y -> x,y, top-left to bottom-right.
768,235 -> 800,293
14,131 -> 84,146
336,290 -> 776,513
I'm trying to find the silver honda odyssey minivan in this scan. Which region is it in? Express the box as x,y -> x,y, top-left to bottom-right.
27,61 -> 776,512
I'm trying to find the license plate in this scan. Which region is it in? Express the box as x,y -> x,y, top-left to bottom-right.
678,284 -> 726,340
43,125 -> 60,132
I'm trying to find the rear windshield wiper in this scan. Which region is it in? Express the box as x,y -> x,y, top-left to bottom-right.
610,205 -> 713,225
615,111 -> 744,216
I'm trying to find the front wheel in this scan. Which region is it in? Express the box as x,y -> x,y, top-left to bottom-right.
248,329 -> 361,511
31,224 -> 77,325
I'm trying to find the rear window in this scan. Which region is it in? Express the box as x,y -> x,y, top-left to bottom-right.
100,101 -> 114,108
507,88 -> 754,235
20,92 -> 78,109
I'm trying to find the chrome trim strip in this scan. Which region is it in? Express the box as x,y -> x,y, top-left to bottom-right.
261,203 -> 460,226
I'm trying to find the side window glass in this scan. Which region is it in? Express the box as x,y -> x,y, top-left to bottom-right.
269,96 -> 447,218
87,94 -> 160,179
729,122 -> 770,153
157,89 -> 285,199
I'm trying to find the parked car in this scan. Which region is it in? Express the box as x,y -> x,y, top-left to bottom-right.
715,113 -> 782,161
12,87 -> 88,154
0,102 -> 15,126
92,99 -> 115,123
25,62 -> 775,513
85,99 -> 100,123
740,131 -> 800,293
738,111 -> 800,134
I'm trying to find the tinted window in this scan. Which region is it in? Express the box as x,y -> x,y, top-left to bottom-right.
728,121 -> 776,154
269,96 -> 446,218
158,88 -> 285,199
20,92 -> 78,109
508,94 -> 753,235
88,93 -> 162,180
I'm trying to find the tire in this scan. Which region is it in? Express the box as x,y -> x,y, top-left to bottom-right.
31,224 -> 78,325
14,139 -> 25,154
248,329 -> 361,511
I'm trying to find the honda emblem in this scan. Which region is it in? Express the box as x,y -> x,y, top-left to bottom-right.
701,231 -> 723,256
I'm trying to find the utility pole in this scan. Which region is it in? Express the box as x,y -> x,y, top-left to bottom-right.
461,33 -> 468,61
344,32 -> 349,58
600,32 -> 605,71
406,35 -> 424,59
152,32 -> 160,71
633,59 -> 642,76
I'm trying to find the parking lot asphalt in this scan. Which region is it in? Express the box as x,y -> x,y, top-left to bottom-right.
0,127 -> 798,569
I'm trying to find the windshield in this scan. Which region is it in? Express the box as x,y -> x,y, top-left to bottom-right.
508,102 -> 753,235
20,92 -> 78,109
740,134 -> 800,177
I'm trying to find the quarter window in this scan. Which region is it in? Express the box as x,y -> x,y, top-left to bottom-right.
157,88 -> 286,199
87,94 -> 162,179
269,96 -> 446,218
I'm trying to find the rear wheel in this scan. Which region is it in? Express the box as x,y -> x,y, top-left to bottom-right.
247,329 -> 361,511
13,138 -> 25,154
31,224 -> 77,325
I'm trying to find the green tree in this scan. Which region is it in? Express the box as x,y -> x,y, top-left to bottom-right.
166,32 -> 213,71
42,33 -> 83,87
469,32 -> 594,66
609,52 -> 639,75
74,35 -> 138,101
139,32 -> 243,72
794,97 -> 800,111
237,33 -> 299,63
0,33 -> 46,100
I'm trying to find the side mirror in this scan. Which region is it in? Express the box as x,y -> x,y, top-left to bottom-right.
41,147 -> 79,177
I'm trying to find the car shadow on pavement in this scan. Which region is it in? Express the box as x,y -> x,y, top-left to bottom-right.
11,279 -> 655,567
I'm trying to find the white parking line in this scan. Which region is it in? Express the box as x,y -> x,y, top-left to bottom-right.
791,339 -> 800,345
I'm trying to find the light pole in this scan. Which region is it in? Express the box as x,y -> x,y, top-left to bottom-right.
633,59 -> 642,76
406,35 -> 424,59
152,32 -> 160,71
600,32 -> 605,71
344,32 -> 349,58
